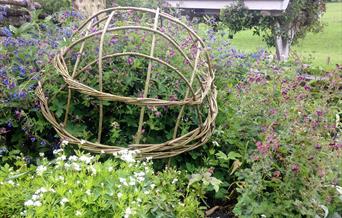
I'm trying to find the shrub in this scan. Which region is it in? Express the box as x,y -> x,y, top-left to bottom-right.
227,68 -> 342,217
0,11 -> 83,158
0,150 -> 206,217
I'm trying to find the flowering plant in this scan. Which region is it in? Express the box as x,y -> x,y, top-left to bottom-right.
0,150 -> 206,217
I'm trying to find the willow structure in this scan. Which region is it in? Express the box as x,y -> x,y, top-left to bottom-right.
36,7 -> 217,159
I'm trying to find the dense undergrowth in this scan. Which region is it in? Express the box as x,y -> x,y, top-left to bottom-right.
0,2 -> 341,217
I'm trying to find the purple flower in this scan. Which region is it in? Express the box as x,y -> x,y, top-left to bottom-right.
155,111 -> 162,118
256,141 -> 269,156
315,144 -> 322,150
127,57 -> 134,65
1,27 -> 12,37
291,164 -> 300,173
110,36 -> 118,44
30,137 -> 36,142
316,110 -> 323,117
304,85 -> 311,91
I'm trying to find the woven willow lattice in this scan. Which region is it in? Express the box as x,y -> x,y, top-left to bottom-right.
36,7 -> 217,159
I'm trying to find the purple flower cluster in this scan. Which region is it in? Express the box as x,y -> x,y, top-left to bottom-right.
0,6 -> 7,22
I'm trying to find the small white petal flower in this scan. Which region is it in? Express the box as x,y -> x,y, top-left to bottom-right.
86,189 -> 91,196
79,155 -> 93,164
33,201 -> 42,207
7,180 -> 14,185
53,148 -> 64,154
108,166 -> 113,172
32,194 -> 40,201
69,155 -> 78,162
57,155 -> 66,161
124,207 -> 133,218
58,176 -> 65,181
72,163 -> 81,171
75,210 -> 82,216
36,166 -> 47,176
60,197 -> 69,205
117,192 -> 123,198
39,152 -> 44,157
61,140 -> 69,146
80,140 -> 86,145
24,200 -> 34,206
172,179 -> 178,184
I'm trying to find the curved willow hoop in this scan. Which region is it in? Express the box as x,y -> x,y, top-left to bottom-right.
36,7 -> 217,159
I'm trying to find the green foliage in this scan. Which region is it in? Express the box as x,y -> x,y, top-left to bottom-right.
221,0 -> 326,46
226,68 -> 342,217
0,151 -> 206,217
111,0 -> 160,8
36,0 -> 71,14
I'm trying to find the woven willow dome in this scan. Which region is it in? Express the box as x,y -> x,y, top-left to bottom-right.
36,7 -> 217,159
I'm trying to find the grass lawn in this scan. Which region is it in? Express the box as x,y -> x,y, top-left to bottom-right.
229,3 -> 342,69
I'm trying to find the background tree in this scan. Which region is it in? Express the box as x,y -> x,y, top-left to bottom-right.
221,0 -> 326,60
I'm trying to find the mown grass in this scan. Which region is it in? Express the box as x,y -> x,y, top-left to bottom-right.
229,3 -> 342,69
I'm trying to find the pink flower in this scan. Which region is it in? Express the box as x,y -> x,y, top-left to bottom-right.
155,111 -> 161,117
291,164 -> 300,173
127,57 -> 134,65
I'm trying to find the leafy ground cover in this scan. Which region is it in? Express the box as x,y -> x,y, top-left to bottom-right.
229,3 -> 342,69
0,1 -> 341,217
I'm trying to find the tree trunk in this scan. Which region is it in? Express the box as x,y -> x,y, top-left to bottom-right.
275,34 -> 290,61
274,21 -> 295,61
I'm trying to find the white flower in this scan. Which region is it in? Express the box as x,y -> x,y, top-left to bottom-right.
53,148 -> 64,154
24,199 -> 42,207
36,165 -> 47,176
32,194 -> 40,200
72,163 -> 81,171
35,187 -> 48,194
69,155 -> 78,162
60,197 -> 69,205
134,172 -> 145,177
172,179 -> 178,184
58,176 -> 65,181
79,155 -> 94,164
39,152 -> 44,157
20,210 -> 27,216
117,149 -> 136,163
61,140 -> 69,146
7,180 -> 14,185
80,140 -> 86,145
88,166 -> 97,175
124,207 -> 133,218
24,200 -> 34,206
150,184 -> 156,189
57,155 -> 66,161
33,201 -> 42,207
119,178 -> 128,186
75,210 -> 82,216
108,166 -> 113,172
117,192 -> 123,198
101,150 -> 105,154
86,189 -> 91,196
